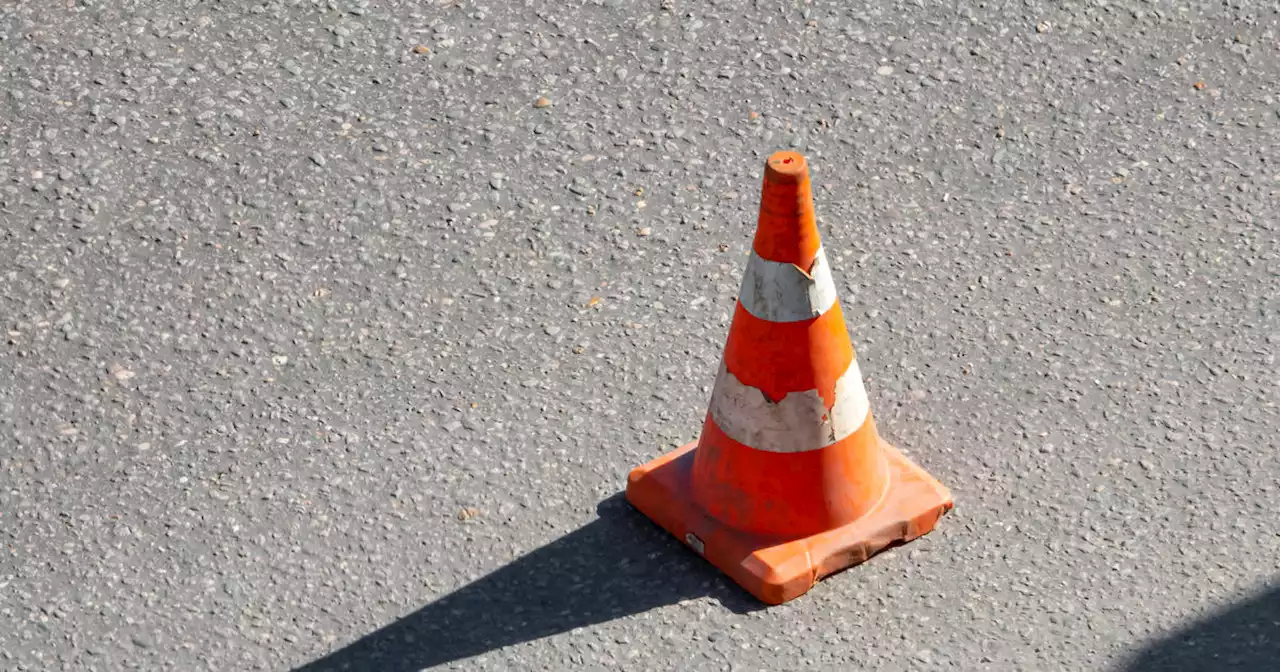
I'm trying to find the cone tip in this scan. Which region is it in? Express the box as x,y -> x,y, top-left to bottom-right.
764,151 -> 809,185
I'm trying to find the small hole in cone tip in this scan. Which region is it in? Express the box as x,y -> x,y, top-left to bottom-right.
783,158 -> 793,164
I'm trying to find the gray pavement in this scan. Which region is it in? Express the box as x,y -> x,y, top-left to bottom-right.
2,0 -> 1278,670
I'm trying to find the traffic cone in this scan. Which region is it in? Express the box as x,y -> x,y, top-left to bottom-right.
625,150 -> 953,605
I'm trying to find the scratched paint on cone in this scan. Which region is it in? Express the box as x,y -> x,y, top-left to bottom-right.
707,358 -> 870,453
738,247 -> 839,323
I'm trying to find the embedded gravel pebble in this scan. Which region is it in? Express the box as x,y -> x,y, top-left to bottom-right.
2,1 -> 1278,671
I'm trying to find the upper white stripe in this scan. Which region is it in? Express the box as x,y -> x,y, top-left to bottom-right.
706,359 -> 871,453
737,247 -> 839,323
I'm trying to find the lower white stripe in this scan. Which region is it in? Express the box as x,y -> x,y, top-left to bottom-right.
706,359 -> 870,453
737,247 -> 839,323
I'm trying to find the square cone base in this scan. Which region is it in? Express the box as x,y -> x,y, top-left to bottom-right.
625,439 -> 953,605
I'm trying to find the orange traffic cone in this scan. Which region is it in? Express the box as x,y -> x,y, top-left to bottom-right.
625,151 -> 953,605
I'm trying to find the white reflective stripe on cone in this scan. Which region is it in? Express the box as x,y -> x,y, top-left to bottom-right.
737,247 -> 839,323
706,359 -> 871,453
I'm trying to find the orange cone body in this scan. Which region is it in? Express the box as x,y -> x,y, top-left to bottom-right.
625,151 -> 952,605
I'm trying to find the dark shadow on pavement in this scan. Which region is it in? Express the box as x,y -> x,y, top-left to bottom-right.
292,492 -> 764,671
1121,580 -> 1280,672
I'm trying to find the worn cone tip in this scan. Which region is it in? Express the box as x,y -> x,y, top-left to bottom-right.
754,150 -> 819,268
764,151 -> 809,185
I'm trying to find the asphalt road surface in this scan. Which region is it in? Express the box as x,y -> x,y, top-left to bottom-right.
3,1 -> 1278,670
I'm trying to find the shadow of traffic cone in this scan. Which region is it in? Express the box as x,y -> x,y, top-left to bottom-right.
625,151 -> 953,605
